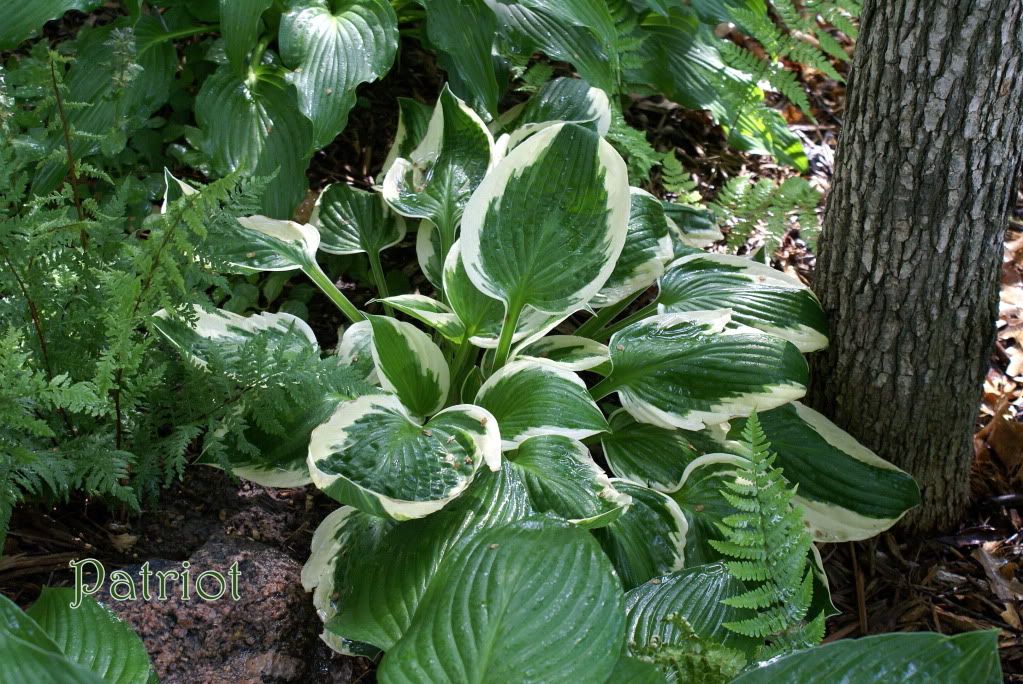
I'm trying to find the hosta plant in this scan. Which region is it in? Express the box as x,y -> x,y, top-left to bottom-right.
152,83 -> 998,682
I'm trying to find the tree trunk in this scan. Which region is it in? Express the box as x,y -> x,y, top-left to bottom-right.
808,0 -> 1023,532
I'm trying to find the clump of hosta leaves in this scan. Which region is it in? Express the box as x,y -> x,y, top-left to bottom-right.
711,413 -> 826,658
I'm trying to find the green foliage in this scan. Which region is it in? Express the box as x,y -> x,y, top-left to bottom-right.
606,107 -> 661,187
710,413 -> 825,658
659,151 -> 702,204
630,614 -> 746,684
713,175 -> 821,254
0,588 -> 156,683
722,0 -> 860,116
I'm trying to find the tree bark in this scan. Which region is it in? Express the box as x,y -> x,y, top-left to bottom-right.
808,0 -> 1023,532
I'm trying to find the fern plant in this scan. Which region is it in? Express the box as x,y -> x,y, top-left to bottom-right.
710,413 -> 826,658
713,175 -> 821,255
723,0 -> 860,117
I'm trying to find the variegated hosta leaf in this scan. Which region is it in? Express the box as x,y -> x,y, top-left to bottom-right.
376,295 -> 465,342
302,506 -> 396,655
513,335 -> 609,371
335,320 -> 377,383
152,304 -> 317,370
663,202 -> 722,253
592,480 -> 688,590
461,122 -> 630,317
382,85 -> 495,255
279,0 -> 398,148
501,76 -> 612,149
444,241 -> 565,348
423,0 -> 501,120
725,402 -> 921,542
415,219 -> 445,287
624,563 -> 758,660
475,360 -> 607,450
214,215 -> 320,273
601,409 -> 700,491
590,187 -> 673,309
323,462 -> 534,651
160,169 -> 197,214
308,393 -> 500,520
733,631 -> 1002,684
507,435 -> 630,527
382,97 -> 433,175
195,64 -> 313,218
378,518 -> 626,683
367,315 -> 449,417
598,311 -> 808,431
669,455 -> 740,567
657,253 -> 828,353
311,182 -> 406,256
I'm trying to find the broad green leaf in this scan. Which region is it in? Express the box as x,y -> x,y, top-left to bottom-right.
312,182 -> 406,256
195,63 -> 314,218
220,0 -> 272,75
609,655 -> 668,684
367,315 -> 449,416
507,435 -> 631,527
733,631 -> 1003,683
26,588 -> 156,684
726,403 -> 921,542
376,295 -> 465,342
501,76 -> 612,149
33,20 -> 176,193
325,462 -> 534,651
336,320 -> 377,383
213,215 -> 320,273
593,480 -> 687,590
382,97 -> 433,175
461,122 -> 630,317
378,518 -> 626,683
657,253 -> 828,352
0,0 -> 103,49
624,563 -> 758,659
444,241 -> 564,348
280,0 -> 398,147
485,0 -> 617,92
382,85 -> 495,259
627,9 -> 807,170
423,0 -> 501,120
663,202 -> 723,253
152,304 -> 318,370
598,311 -> 808,430
308,393 -> 500,519
0,592 -> 102,684
601,409 -> 700,491
590,187 -> 673,308
513,335 -> 609,371
474,360 -> 607,450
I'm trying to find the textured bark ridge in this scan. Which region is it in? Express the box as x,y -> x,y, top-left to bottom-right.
809,0 -> 1023,532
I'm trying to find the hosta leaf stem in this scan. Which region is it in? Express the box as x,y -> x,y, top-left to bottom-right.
595,302 -> 657,341
492,297 -> 525,371
305,263 -> 365,324
575,290 -> 642,339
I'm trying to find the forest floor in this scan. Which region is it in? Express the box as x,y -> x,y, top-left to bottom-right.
2,39 -> 1022,682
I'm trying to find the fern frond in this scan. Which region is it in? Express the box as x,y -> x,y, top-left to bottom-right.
713,413 -> 826,659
